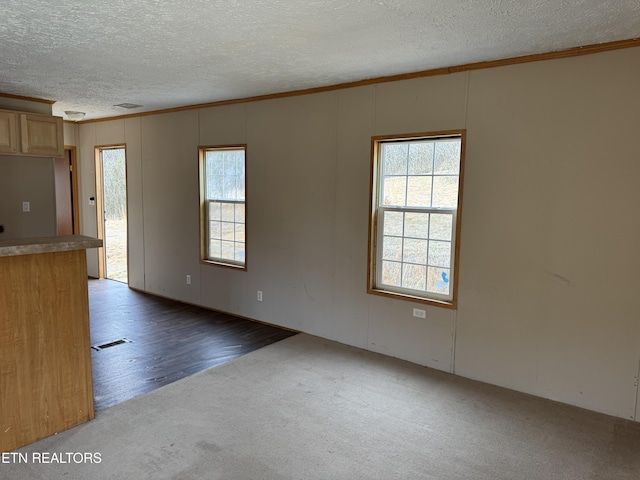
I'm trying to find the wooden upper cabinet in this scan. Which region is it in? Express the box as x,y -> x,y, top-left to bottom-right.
0,109 -> 64,158
20,113 -> 64,157
0,111 -> 19,154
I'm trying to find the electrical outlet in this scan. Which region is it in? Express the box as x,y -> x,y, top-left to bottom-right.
186,275 -> 191,285
22,201 -> 30,212
413,308 -> 426,319
257,290 -> 263,302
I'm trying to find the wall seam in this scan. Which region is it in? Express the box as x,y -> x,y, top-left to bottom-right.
633,351 -> 640,421
197,108 -> 203,306
139,117 -> 146,291
451,71 -> 471,375
330,93 -> 339,341
365,85 -> 378,350
450,311 -> 458,374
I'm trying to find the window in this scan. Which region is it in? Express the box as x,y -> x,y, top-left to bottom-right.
368,131 -> 465,307
199,145 -> 246,269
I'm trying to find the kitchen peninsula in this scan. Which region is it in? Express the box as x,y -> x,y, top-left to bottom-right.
0,235 -> 102,453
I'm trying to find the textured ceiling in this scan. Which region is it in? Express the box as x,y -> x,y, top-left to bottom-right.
2,0 -> 639,121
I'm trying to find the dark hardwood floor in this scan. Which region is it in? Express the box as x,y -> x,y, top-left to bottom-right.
88,279 -> 297,411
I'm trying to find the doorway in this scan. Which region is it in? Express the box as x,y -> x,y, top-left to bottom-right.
54,147 -> 79,235
95,146 -> 128,283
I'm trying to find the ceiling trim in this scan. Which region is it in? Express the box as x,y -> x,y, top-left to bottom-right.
78,36 -> 640,125
0,92 -> 55,105
449,36 -> 640,72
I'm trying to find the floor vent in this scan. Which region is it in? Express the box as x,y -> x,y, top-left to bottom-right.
92,338 -> 132,352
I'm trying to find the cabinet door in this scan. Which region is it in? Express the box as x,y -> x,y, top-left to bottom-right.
20,113 -> 64,157
0,111 -> 19,154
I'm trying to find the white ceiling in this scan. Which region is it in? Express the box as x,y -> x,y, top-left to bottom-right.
2,0 -> 639,121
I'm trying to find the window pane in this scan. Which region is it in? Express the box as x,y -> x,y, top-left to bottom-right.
427,267 -> 450,295
209,239 -> 221,259
223,175 -> 236,200
235,203 -> 245,223
207,175 -> 223,199
381,260 -> 401,287
434,140 -> 461,174
235,242 -> 245,262
402,264 -> 426,291
223,152 -> 237,174
432,176 -> 459,208
383,211 -> 403,236
235,223 -> 245,242
206,151 -> 223,173
404,212 -> 429,239
382,176 -> 406,206
221,222 -> 235,241
235,155 -> 245,176
206,152 -> 224,199
221,241 -> 235,260
209,221 -> 221,239
408,142 -> 434,175
209,201 -> 221,221
205,149 -> 246,202
221,203 -> 235,222
236,176 -> 246,200
382,143 -> 408,175
406,176 -> 432,207
382,236 -> 403,261
403,238 -> 427,264
430,214 -> 453,241
428,240 -> 451,268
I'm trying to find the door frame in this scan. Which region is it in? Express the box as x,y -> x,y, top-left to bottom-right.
69,146 -> 80,234
54,146 -> 80,235
94,144 -> 128,280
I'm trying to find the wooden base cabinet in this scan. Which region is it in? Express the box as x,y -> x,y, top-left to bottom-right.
0,249 -> 95,453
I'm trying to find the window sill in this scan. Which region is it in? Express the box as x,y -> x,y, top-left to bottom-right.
367,286 -> 457,310
201,259 -> 247,272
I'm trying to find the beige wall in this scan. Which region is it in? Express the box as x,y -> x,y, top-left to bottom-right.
456,47 -> 640,419
0,97 -> 51,115
75,119 -> 143,279
0,155 -> 56,239
72,46 -> 640,421
0,97 -> 55,239
63,121 -> 79,147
